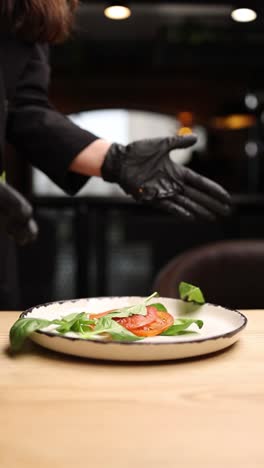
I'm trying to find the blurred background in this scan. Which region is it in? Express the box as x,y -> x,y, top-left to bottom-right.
13,0 -> 264,308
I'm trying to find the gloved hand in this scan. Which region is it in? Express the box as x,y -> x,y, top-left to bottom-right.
0,182 -> 38,245
101,134 -> 231,221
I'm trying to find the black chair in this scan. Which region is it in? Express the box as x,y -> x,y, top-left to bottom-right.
153,239 -> 264,309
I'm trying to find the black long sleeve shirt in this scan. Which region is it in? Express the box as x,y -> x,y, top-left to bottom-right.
1,35 -> 99,194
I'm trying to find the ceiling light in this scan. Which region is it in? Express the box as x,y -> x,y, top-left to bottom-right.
245,93 -> 258,110
245,141 -> 258,157
231,8 -> 257,23
104,3 -> 131,20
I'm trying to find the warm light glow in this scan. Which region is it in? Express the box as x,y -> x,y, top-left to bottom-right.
177,127 -> 193,136
177,112 -> 193,127
104,5 -> 131,20
231,8 -> 257,23
211,114 -> 256,130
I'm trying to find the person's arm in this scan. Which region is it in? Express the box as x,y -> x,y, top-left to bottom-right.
69,139 -> 111,177
6,43 -> 109,194
6,42 -> 231,221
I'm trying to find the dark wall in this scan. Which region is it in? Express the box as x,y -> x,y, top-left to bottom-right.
15,3 -> 264,307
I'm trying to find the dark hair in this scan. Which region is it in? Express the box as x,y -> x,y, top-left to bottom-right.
0,0 -> 79,43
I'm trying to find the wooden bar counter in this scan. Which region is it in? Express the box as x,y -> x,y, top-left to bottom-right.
1,310 -> 264,468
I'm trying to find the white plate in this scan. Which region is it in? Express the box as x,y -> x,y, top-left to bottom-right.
21,297 -> 247,361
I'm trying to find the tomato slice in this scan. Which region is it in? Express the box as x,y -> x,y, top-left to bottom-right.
131,310 -> 174,337
89,305 -> 158,331
89,306 -> 172,337
90,310 -> 114,320
115,305 -> 158,331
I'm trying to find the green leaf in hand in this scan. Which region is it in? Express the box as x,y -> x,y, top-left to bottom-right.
179,282 -> 205,304
161,318 -> 204,336
9,317 -> 51,352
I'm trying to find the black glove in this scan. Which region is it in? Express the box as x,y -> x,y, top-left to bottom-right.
101,135 -> 231,221
0,182 -> 38,245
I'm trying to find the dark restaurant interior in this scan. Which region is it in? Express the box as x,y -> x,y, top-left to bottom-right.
13,0 -> 264,309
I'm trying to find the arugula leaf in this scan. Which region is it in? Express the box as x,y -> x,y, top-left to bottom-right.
82,316 -> 142,342
161,318 -> 204,336
101,292 -> 160,319
149,303 -> 168,312
9,317 -> 51,352
53,312 -> 92,333
179,282 -> 205,304
9,312 -> 95,352
145,292 -> 159,302
106,304 -> 147,319
0,171 -> 6,183
71,319 -> 94,334
59,312 -> 87,323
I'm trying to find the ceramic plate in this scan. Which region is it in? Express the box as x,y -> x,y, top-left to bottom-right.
20,296 -> 247,361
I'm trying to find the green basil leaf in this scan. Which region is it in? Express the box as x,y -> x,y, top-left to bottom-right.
9,317 -> 51,352
148,303 -> 168,312
175,330 -> 199,336
71,319 -> 94,333
60,312 -> 87,323
103,292 -> 160,319
82,316 -> 142,342
144,292 -> 159,303
0,171 -> 6,183
60,312 -> 88,324
78,322 -> 95,334
161,318 -> 204,336
106,304 -> 147,319
55,313 -> 93,334
179,282 -> 205,304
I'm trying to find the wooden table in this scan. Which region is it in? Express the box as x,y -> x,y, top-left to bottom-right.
1,310 -> 264,468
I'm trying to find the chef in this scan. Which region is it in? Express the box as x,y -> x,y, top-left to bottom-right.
0,0 -> 231,307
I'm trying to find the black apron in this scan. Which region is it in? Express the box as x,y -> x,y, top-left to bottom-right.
0,35 -> 94,308
0,36 -> 31,309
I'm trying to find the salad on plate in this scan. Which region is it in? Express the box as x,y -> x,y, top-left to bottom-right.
9,282 -> 205,352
